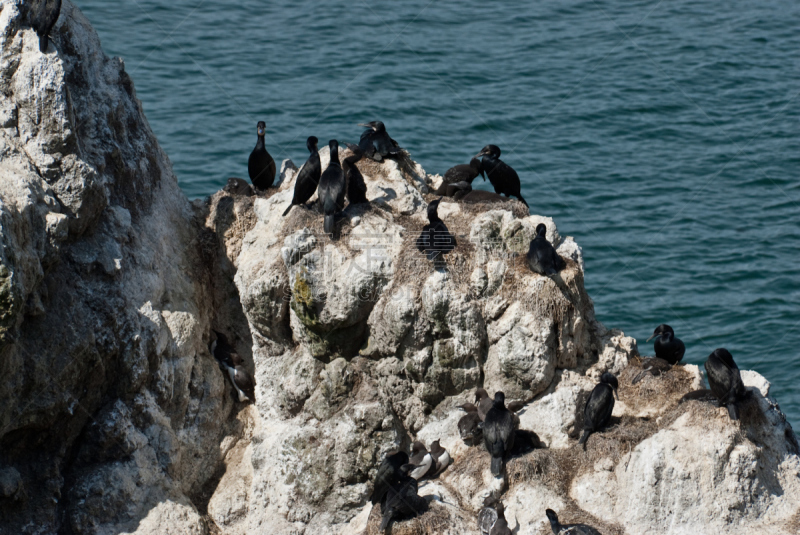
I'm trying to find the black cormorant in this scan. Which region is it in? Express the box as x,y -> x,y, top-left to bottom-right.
527,223 -> 565,276
546,509 -> 601,534
475,145 -> 528,206
458,403 -> 483,446
416,198 -> 456,267
407,441 -> 433,480
248,121 -> 276,190
358,121 -> 401,162
282,136 -> 321,216
223,177 -> 253,196
343,142 -> 368,205
318,140 -> 346,235
370,450 -> 409,506
483,392 -> 516,476
705,348 -> 748,420
436,158 -> 485,195
578,372 -> 618,449
30,0 -> 61,52
378,464 -> 427,533
646,324 -> 685,365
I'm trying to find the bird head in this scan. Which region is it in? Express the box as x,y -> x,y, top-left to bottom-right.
535,223 -> 547,238
646,324 -> 674,342
411,441 -> 427,454
358,121 -> 385,132
475,388 -> 489,402
710,348 -> 737,369
306,136 -> 319,152
601,372 -> 619,398
256,121 -> 266,136
545,509 -> 560,526
476,144 -> 501,159
427,198 -> 441,221
493,391 -> 506,407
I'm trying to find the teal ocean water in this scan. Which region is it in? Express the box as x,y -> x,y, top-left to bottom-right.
77,1 -> 800,428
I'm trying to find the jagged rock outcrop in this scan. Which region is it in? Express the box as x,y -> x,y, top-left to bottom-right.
1,2 -> 799,535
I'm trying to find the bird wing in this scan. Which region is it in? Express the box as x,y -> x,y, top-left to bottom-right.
584,384 -> 614,431
416,224 -> 433,254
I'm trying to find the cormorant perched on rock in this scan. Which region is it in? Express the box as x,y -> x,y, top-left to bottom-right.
343,142 -> 368,205
476,388 -> 493,421
378,464 -> 427,533
318,140 -> 346,236
227,353 -> 255,403
358,121 -> 401,162
646,324 -> 685,365
484,392 -> 516,476
370,450 -> 409,506
458,403 -> 483,446
546,509 -> 601,534
282,136 -> 321,216
475,145 -> 528,206
223,177 -> 253,196
416,198 -> 456,267
248,121 -> 276,190
528,223 -> 565,276
436,158 -> 485,194
30,0 -> 61,52
578,372 -> 618,449
705,348 -> 748,420
407,441 -> 433,480
428,440 -> 451,476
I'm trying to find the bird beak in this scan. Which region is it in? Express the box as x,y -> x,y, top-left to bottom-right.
613,388 -> 619,400
646,334 -> 657,342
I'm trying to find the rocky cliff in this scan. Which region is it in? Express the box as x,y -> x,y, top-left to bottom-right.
0,2 -> 798,534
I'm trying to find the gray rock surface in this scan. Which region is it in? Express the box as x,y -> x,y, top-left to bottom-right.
0,2 -> 798,535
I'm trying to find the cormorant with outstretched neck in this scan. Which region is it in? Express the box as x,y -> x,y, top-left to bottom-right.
527,223 -> 565,276
30,0 -> 61,52
358,121 -> 401,162
282,136 -> 321,216
646,324 -> 685,365
475,145 -> 528,206
318,140 -> 346,235
416,198 -> 456,267
483,392 -> 516,476
248,121 -> 276,190
378,464 -> 427,533
705,348 -> 748,420
546,509 -> 601,534
436,158 -> 484,194
343,142 -> 369,205
370,450 -> 409,507
578,372 -> 618,449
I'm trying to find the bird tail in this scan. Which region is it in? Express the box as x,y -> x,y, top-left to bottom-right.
324,213 -> 334,234
39,34 -> 49,53
632,371 -> 647,385
379,511 -> 392,532
544,266 -> 557,276
490,455 -> 503,476
578,429 -> 591,449
516,194 -> 528,207
282,204 -> 293,217
726,403 -> 739,420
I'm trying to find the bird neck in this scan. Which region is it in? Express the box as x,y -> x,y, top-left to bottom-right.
255,135 -> 265,149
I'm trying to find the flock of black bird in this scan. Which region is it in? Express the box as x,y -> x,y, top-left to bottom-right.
25,6 -> 768,534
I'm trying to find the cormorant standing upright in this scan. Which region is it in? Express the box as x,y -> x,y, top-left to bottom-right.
318,140 -> 346,236
546,509 -> 601,534
475,145 -> 528,206
370,450 -> 409,507
705,348 -> 748,420
527,223 -> 565,276
436,158 -> 485,194
358,121 -> 401,161
646,324 -> 685,365
483,392 -> 516,476
378,464 -> 427,533
343,142 -> 368,205
415,198 -> 456,267
578,372 -> 618,449
30,0 -> 61,52
248,121 -> 276,190
282,136 -> 321,216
